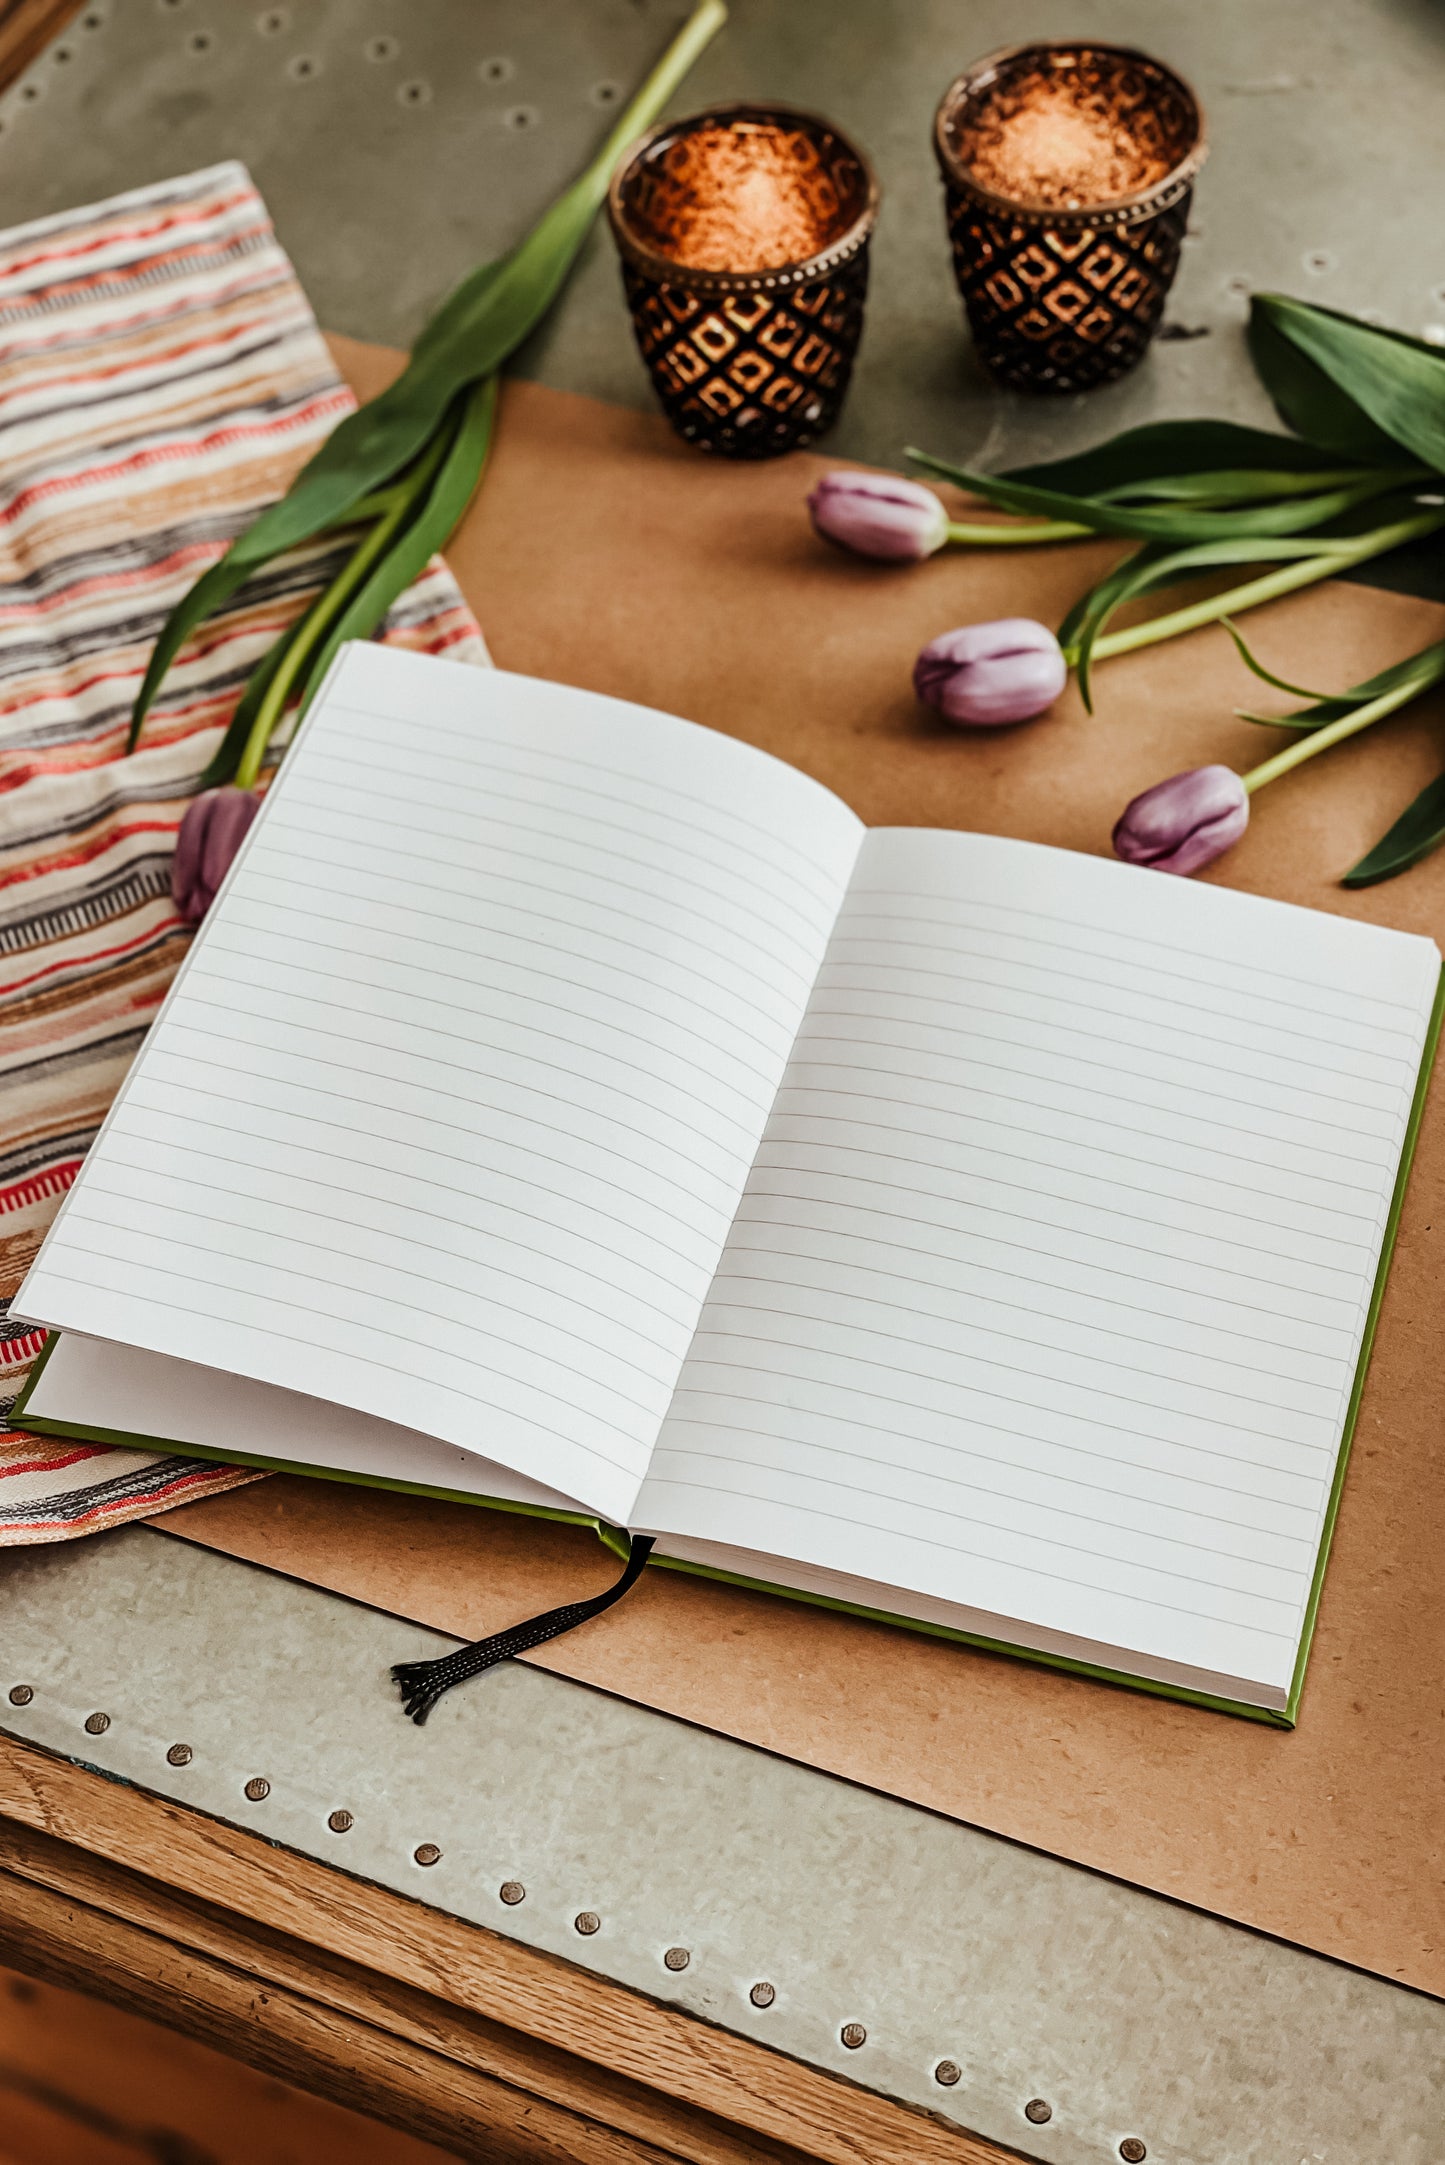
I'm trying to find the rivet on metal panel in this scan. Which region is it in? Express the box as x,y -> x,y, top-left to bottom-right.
365,35 -> 399,64
480,57 -> 515,86
83,1711 -> 110,1735
663,1947 -> 690,1972
186,30 -> 213,56
398,81 -> 433,110
590,81 -> 621,108
258,7 -> 290,33
243,1776 -> 270,1802
166,1743 -> 192,1767
414,1842 -> 442,1867
749,1982 -> 776,2009
1120,2142 -> 1147,2162
499,1880 -> 525,1905
53,43 -> 73,62
7,1685 -> 34,1707
327,1809 -> 354,1833
574,1910 -> 601,1936
840,2023 -> 867,2050
1024,2099 -> 1053,2125
504,106 -> 539,132
81,12 -> 104,29
1303,250 -> 1335,275
935,2059 -> 962,2087
287,53 -> 319,83
19,83 -> 41,103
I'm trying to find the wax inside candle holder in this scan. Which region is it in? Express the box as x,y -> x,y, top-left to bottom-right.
622,117 -> 863,273
946,46 -> 1200,212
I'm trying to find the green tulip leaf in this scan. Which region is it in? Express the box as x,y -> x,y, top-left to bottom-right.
905,447 -> 1406,545
1003,419 -> 1369,498
1250,295 -> 1445,471
131,0 -> 727,749
1342,770 -> 1445,887
294,375 -> 499,723
1236,636 -> 1445,734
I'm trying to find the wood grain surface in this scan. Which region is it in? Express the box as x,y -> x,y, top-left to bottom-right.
0,1962 -> 452,2165
0,0 -> 81,91
0,1733 -> 1020,2165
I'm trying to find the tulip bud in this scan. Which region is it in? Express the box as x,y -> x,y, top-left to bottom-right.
1112,765 -> 1250,876
913,618 -> 1067,728
808,471 -> 951,562
172,786 -> 260,922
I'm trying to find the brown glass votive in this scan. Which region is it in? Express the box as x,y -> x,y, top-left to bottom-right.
935,43 -> 1206,394
608,102 -> 879,459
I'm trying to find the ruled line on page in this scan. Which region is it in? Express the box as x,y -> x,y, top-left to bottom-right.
818,949 -> 1407,1083
660,1391 -> 1322,1514
96,1130 -> 702,1326
844,884 -> 1426,1017
251,825 -> 823,994
773,1074 -> 1386,1197
324,723 -> 850,913
642,826 -> 1438,1687
667,1350 -> 1333,1489
639,1473 -> 1301,1636
326,699 -> 855,893
787,1034 -> 1400,1170
722,1211 -> 1354,1355
649,1437 -> 1312,1574
764,1104 -> 1382,1240
823,924 -> 1417,1056
21,654 -> 865,1521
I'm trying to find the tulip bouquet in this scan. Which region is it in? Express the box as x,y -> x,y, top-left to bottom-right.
139,0 -> 727,919
811,294 -> 1445,885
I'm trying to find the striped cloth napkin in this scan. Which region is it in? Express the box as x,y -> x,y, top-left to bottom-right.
0,162 -> 489,1544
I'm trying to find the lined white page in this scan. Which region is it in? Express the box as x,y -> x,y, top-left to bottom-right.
19,647 -> 863,1526
640,830 -> 1440,1696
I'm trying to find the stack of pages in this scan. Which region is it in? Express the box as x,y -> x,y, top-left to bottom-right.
18,646 -> 1441,1722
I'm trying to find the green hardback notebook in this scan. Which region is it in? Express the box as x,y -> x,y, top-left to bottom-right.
16,644 -> 1443,1725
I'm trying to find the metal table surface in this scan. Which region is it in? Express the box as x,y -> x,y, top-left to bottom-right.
1,3 -> 1444,2158
4,1525 -> 1445,2165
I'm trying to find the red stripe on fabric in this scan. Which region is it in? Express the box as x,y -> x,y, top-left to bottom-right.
0,914 -> 184,998
0,185 -> 261,282
0,388 -> 355,530
0,262 -> 294,370
0,219 -> 277,317
0,1440 -> 102,1477
0,1329 -> 47,1367
0,1164 -> 80,1215
2,1460 -> 250,1533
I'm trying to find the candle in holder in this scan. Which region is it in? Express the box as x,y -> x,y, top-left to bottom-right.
934,43 -> 1207,393
608,103 -> 879,459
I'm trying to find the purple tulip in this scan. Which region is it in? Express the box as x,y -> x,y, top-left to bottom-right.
808,471 -> 951,562
172,786 -> 261,922
913,619 -> 1067,728
1112,765 -> 1250,876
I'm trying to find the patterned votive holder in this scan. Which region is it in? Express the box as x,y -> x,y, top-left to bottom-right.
934,42 -> 1207,394
607,102 -> 879,460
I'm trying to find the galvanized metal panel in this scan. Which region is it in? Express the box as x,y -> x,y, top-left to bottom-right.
1,0 -> 1443,511
2,1527 -> 1441,2164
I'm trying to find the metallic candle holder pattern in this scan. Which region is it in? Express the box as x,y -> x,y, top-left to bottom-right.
934,44 -> 1207,394
608,103 -> 879,460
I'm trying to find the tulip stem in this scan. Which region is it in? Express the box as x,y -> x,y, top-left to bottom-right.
1242,671 -> 1443,794
231,429 -> 451,790
1064,508 -> 1445,668
945,519 -> 1093,546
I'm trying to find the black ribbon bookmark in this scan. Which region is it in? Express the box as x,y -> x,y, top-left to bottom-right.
391,1536 -> 656,1724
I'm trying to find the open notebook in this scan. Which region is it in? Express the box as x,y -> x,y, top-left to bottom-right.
16,645 -> 1442,1722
